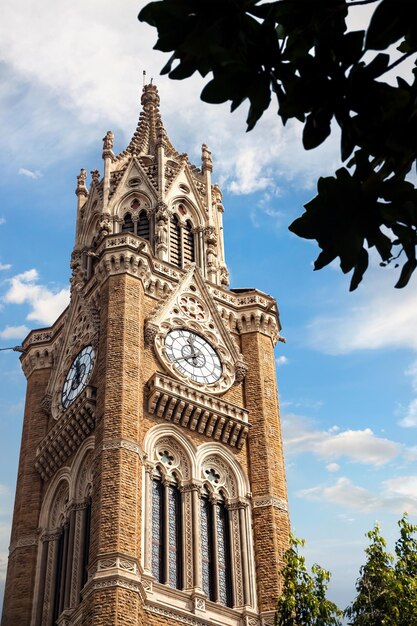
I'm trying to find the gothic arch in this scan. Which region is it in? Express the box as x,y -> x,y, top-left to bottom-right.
170,195 -> 204,228
196,442 -> 250,500
114,191 -> 152,220
71,437 -> 95,501
144,424 -> 197,479
39,469 -> 71,530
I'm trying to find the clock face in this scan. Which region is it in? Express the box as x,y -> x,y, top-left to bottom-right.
164,329 -> 222,384
61,345 -> 95,409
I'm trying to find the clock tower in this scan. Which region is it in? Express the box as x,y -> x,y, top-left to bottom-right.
2,84 -> 290,626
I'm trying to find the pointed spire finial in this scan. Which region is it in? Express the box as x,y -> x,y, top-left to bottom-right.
141,83 -> 160,109
202,143 -> 213,173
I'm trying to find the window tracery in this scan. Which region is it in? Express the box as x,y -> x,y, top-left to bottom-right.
144,427 -> 255,613
35,444 -> 94,626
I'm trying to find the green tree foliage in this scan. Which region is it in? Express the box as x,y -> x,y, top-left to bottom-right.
345,515 -> 417,625
275,534 -> 342,626
139,0 -> 417,290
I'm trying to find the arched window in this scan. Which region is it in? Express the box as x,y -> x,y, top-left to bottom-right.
170,215 -> 181,267
151,468 -> 182,589
137,210 -> 150,240
200,488 -> 233,607
183,220 -> 195,263
122,212 -> 134,233
143,431 -> 255,615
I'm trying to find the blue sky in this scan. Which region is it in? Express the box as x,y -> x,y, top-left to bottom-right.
1,0 -> 416,614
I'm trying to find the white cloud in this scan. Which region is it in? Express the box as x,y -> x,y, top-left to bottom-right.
405,359 -> 417,391
3,269 -> 69,326
0,325 -> 29,340
298,477 -> 381,511
400,399 -> 417,428
283,414 -> 401,466
326,463 -> 340,473
0,218 -> 5,226
276,355 -> 288,366
0,0 -> 342,192
384,476 -> 417,498
18,167 -> 42,180
298,475 -> 417,515
0,263 -> 11,271
308,270 -> 417,354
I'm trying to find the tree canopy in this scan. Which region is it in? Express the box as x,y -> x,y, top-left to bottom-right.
275,534 -> 342,626
345,515 -> 417,625
139,0 -> 417,290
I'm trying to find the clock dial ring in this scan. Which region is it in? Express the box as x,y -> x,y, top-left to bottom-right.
164,329 -> 222,384
61,345 -> 95,409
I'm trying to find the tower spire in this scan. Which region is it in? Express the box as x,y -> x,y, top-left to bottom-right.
123,83 -> 178,158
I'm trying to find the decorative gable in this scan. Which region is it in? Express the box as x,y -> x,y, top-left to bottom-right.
145,264 -> 247,395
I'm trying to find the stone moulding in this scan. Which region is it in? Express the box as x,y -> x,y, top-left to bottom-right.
35,387 -> 96,480
252,495 -> 288,512
146,373 -> 250,449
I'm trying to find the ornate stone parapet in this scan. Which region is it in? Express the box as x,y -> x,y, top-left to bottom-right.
146,373 -> 250,449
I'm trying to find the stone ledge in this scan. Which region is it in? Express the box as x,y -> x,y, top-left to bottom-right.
146,373 -> 250,449
35,387 -> 96,480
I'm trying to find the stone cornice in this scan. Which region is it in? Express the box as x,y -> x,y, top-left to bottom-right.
34,387 -> 96,480
146,373 -> 250,449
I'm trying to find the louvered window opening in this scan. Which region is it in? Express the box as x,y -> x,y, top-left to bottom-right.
183,221 -> 195,263
137,210 -> 150,240
122,212 -> 134,233
170,215 -> 181,267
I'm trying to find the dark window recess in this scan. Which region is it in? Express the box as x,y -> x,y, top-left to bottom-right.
183,221 -> 195,263
137,210 -> 150,240
170,215 -> 181,267
122,212 -> 134,233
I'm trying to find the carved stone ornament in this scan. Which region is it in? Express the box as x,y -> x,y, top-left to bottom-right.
103,130 -> 114,152
144,322 -> 158,346
234,360 -> 248,384
41,393 -> 53,415
147,265 -> 246,395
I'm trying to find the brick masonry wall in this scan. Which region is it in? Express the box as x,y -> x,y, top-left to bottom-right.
2,269 -> 290,625
1,367 -> 51,626
241,331 -> 290,612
